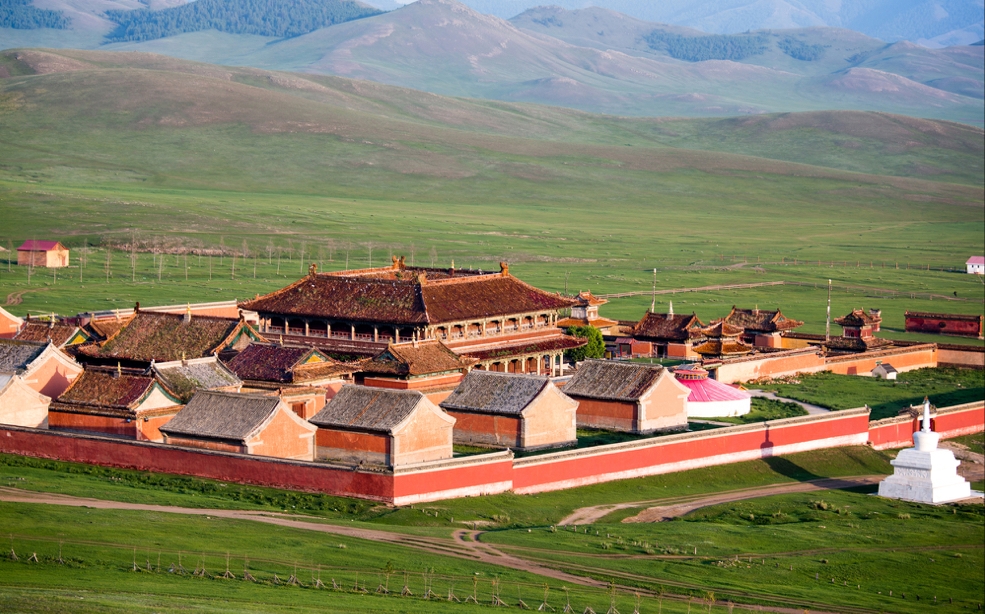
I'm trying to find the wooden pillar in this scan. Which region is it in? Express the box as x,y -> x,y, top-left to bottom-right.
395,328 -> 400,343
350,324 -> 355,340
550,353 -> 557,377
327,322 -> 332,338
536,355 -> 542,375
373,326 -> 378,343
284,320 -> 289,334
304,320 -> 310,336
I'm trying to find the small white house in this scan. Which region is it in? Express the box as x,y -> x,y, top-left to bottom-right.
967,256 -> 985,275
872,363 -> 898,380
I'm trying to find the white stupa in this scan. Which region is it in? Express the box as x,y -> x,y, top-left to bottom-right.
878,399 -> 971,504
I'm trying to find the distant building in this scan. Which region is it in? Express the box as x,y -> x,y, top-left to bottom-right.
562,360 -> 690,434
557,291 -> 619,334
967,256 -> 984,275
904,311 -> 983,339
630,306 -> 705,358
49,367 -> 183,441
309,386 -> 455,467
719,306 -> 804,348
152,356 -> 243,403
827,309 -> 892,353
161,390 -> 316,460
440,370 -> 578,450
359,340 -> 476,404
15,319 -> 93,348
226,343 -> 357,396
693,321 -> 753,359
17,240 -> 69,268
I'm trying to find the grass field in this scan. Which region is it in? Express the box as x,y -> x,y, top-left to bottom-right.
761,368 -> 985,420
714,397 -> 808,425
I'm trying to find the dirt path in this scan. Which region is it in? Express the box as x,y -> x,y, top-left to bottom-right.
4,288 -> 47,306
559,475 -> 883,525
939,441 -> 985,483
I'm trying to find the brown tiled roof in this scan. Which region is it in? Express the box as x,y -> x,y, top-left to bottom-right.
14,322 -> 85,347
440,371 -> 549,416
309,386 -> 426,434
699,320 -> 745,338
693,339 -> 754,356
239,267 -> 574,325
362,340 -> 475,377
573,291 -> 607,306
0,339 -> 46,373
835,309 -> 882,328
631,312 -> 704,342
227,344 -> 320,383
160,391 -> 289,443
53,367 -> 178,413
78,312 -> 255,363
557,316 -> 619,329
824,336 -> 894,353
722,306 -> 803,333
153,357 -> 242,403
463,335 -> 585,361
562,360 -> 664,402
86,317 -> 132,341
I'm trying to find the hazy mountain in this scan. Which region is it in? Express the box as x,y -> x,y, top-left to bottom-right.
427,0 -> 985,47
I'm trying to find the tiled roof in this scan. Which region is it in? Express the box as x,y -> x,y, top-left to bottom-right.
0,339 -> 46,373
573,291 -> 607,306
824,336 -> 894,353
86,317 -> 132,340
153,357 -> 242,402
631,312 -> 704,342
160,391 -> 289,443
463,335 -> 585,361
563,360 -> 664,402
77,311 -> 252,363
904,311 -> 983,322
835,309 -> 882,328
693,339 -> 753,356
17,240 -> 64,251
441,370 -> 550,416
722,306 -> 803,333
15,322 -> 86,347
309,386 -> 425,434
362,340 -> 475,377
227,344 -> 317,383
54,368 -> 166,410
239,267 -> 574,325
699,320 -> 745,338
557,316 -> 619,329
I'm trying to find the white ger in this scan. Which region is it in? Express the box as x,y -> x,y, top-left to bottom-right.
878,399 -> 971,504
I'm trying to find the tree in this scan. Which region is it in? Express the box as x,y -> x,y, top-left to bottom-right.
565,326 -> 605,362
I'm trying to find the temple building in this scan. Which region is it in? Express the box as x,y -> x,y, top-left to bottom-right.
239,259 -> 583,375
826,309 -> 892,353
693,321 -> 754,359
15,318 -> 93,348
309,385 -> 455,467
630,305 -> 705,358
160,391 -> 316,460
0,307 -> 23,339
76,307 -> 263,368
226,343 -> 358,395
358,340 -> 476,404
719,306 -> 804,348
49,367 -> 183,441
904,311 -> 983,339
562,360 -> 690,433
557,291 -> 619,334
152,356 -> 243,403
439,370 -> 578,450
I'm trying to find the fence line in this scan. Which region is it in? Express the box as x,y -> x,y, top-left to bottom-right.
600,280 -> 985,305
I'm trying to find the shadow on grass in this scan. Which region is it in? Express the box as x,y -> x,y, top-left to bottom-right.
762,454 -> 823,482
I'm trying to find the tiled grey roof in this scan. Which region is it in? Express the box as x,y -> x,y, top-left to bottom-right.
440,370 -> 548,416
562,360 -> 663,402
153,358 -> 242,402
309,386 -> 423,434
160,390 -> 281,443
0,339 -> 47,374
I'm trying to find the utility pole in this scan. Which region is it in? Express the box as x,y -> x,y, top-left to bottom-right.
651,268 -> 657,313
825,279 -> 832,343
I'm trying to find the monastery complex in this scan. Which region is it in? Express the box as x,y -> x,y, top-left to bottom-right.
0,255 -> 981,503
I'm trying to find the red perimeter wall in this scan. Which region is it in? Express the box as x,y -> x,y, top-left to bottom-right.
1,403 -> 982,504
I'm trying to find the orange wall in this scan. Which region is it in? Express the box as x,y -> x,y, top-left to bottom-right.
317,428 -> 390,465
715,351 -> 825,384
49,411 -> 138,439
520,389 -> 578,449
0,314 -> 21,338
248,408 -> 314,461
24,355 -> 81,399
447,411 -> 521,447
826,347 -> 936,376
393,406 -> 455,465
165,436 -> 243,454
573,397 -> 636,431
363,374 -> 464,391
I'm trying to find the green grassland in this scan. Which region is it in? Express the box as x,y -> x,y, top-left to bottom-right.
480,489 -> 985,613
0,51 -> 982,336
762,368 -> 985,420
713,397 -> 808,425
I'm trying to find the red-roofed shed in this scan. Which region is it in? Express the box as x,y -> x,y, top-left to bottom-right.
17,241 -> 69,268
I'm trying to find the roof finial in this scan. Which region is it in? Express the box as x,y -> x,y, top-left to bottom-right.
667,300 -> 674,319
308,263 -> 318,277
500,261 -> 509,276
115,362 -> 122,378
183,303 -> 192,323
921,397 -> 931,433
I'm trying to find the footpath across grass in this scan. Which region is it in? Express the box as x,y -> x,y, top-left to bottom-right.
762,367 -> 984,421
